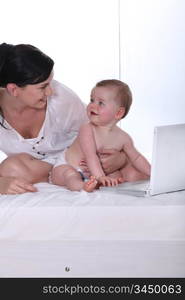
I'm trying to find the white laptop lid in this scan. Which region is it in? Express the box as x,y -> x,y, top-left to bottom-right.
150,123 -> 185,195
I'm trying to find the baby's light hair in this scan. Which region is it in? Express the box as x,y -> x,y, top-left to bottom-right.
95,79 -> 132,118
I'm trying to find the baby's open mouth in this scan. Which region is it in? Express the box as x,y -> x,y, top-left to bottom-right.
91,111 -> 98,115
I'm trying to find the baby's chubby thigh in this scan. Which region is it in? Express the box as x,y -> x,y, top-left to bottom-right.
0,153 -> 52,183
120,162 -> 149,182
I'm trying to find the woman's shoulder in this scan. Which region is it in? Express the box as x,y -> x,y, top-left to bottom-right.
47,80 -> 88,125
50,80 -> 83,105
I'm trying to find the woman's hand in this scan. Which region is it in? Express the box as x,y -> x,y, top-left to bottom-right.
97,148 -> 127,175
79,148 -> 127,177
0,176 -> 37,195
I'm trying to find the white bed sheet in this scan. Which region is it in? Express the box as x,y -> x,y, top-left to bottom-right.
0,182 -> 185,277
0,182 -> 185,241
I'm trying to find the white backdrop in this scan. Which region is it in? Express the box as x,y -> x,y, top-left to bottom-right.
120,0 -> 185,159
0,0 -> 185,162
0,0 -> 119,101
0,0 -> 119,161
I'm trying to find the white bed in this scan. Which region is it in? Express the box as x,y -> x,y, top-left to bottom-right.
0,182 -> 185,278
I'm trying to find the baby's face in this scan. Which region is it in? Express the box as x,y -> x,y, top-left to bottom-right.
87,86 -> 120,126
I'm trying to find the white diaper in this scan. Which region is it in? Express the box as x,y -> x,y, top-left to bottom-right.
41,156 -> 58,165
54,148 -> 68,168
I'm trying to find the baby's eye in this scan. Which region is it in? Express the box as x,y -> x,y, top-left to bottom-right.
90,98 -> 94,103
99,101 -> 105,106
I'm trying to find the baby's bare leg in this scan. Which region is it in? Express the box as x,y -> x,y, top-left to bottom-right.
51,165 -> 84,191
0,153 -> 52,183
51,165 -> 98,192
83,176 -> 99,192
120,163 -> 149,182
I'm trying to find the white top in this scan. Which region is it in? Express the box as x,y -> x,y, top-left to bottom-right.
0,80 -> 87,163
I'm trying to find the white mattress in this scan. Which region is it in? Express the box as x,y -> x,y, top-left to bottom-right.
1,240 -> 185,277
0,182 -> 185,277
0,182 -> 185,241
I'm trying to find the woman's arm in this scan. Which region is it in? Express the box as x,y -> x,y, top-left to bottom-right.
79,148 -> 127,176
97,148 -> 127,175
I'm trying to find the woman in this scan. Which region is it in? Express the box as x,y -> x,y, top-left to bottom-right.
0,43 -> 126,194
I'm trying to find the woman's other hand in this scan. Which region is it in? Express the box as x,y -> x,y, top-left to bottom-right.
0,176 -> 37,195
98,148 -> 127,175
79,148 -> 127,177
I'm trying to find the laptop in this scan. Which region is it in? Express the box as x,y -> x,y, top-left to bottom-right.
100,123 -> 185,197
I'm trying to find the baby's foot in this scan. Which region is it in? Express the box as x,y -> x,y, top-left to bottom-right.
83,176 -> 98,192
118,177 -> 124,184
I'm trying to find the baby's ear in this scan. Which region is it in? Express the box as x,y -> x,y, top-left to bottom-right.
115,107 -> 125,120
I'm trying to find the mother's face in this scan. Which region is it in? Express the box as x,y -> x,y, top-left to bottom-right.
9,71 -> 54,110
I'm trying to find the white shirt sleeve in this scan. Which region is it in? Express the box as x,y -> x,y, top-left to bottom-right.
0,80 -> 88,161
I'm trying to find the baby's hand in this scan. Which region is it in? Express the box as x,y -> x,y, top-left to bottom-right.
97,176 -> 120,187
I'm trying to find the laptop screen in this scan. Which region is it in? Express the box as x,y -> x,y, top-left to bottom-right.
150,123 -> 185,195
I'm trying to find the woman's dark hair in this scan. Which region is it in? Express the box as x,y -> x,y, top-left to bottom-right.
0,43 -> 54,128
0,43 -> 54,87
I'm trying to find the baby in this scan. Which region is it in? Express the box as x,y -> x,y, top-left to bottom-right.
51,79 -> 151,192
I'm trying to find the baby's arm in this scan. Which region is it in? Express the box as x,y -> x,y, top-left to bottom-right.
123,137 -> 151,176
79,124 -> 120,186
79,123 -> 104,178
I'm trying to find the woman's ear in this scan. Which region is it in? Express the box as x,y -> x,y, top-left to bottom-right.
115,107 -> 125,120
6,83 -> 19,97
